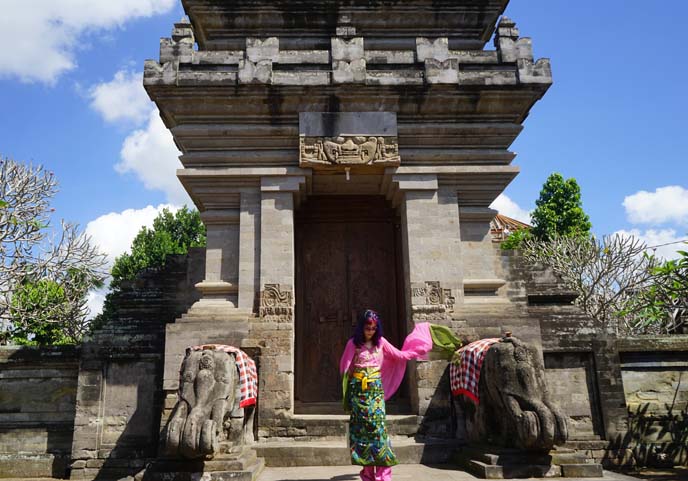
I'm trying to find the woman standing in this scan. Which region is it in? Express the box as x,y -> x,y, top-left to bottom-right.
339,310 -> 434,481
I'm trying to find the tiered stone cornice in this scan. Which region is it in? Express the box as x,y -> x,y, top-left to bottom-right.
144,17 -> 551,88
181,0 -> 509,50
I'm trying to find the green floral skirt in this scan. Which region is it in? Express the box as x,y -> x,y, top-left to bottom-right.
347,368 -> 398,467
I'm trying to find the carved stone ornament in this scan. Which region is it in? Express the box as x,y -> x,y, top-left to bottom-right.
164,349 -> 238,459
259,284 -> 293,318
457,336 -> 568,451
299,135 -> 400,167
412,281 -> 455,312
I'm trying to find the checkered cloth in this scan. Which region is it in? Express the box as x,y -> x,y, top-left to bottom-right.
450,338 -> 501,404
189,344 -> 258,408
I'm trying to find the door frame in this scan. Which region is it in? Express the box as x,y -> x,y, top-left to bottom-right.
293,195 -> 408,412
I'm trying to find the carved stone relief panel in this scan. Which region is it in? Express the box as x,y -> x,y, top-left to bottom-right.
259,284 -> 293,321
300,135 -> 400,167
410,281 -> 456,321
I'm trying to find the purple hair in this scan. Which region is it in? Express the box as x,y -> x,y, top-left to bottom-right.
352,309 -> 384,347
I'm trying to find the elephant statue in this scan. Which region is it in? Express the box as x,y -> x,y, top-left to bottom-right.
164,348 -> 238,459
460,336 -> 568,451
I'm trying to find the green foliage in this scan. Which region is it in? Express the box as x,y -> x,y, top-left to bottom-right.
110,207 -> 206,289
531,173 -> 592,241
500,228 -> 532,250
9,278 -> 71,345
625,247 -> 688,334
93,207 -> 206,331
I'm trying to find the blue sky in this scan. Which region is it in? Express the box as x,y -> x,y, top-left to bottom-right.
0,0 -> 686,303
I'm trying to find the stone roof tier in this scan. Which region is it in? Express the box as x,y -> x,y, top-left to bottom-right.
181,0 -> 510,51
145,16 -> 551,89
143,13 -> 552,210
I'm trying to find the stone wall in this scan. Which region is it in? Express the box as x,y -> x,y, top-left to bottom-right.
0,346 -> 79,478
614,336 -> 688,467
70,252 -> 200,480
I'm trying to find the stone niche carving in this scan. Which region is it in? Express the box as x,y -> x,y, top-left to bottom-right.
300,135 -> 400,166
460,337 -> 568,451
164,349 -> 249,459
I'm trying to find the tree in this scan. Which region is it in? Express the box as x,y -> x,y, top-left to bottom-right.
110,206 -> 206,288
93,207 -> 206,329
522,234 -> 660,335
0,157 -> 107,344
500,228 -> 531,250
625,246 -> 688,334
530,173 -> 592,241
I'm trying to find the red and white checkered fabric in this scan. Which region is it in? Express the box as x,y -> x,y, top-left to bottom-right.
189,344 -> 258,408
450,338 -> 500,404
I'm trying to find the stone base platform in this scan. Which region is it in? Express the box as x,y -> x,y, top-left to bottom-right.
455,446 -> 604,479
142,447 -> 264,481
0,454 -> 69,479
257,464 -> 640,481
255,439 -> 462,467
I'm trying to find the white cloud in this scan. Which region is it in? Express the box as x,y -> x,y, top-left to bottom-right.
490,194 -> 531,224
86,286 -> 108,318
85,203 -> 180,265
614,228 -> 687,261
117,110 -> 190,204
0,0 -> 176,83
84,203 -> 181,318
89,70 -> 152,124
623,185 -> 688,225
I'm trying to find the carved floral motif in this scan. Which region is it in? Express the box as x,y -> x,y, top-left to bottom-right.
259,284 -> 293,318
300,135 -> 400,166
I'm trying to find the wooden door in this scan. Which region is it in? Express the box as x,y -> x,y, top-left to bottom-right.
295,196 -> 404,406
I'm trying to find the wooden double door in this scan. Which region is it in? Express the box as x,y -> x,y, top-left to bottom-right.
295,196 -> 406,408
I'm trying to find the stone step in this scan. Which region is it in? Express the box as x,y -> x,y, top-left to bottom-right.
467,459 -> 561,479
563,439 -> 608,450
255,439 -> 461,467
152,449 -> 258,473
146,455 -> 264,481
268,414 -> 420,439
459,449 -> 587,467
560,464 -> 604,478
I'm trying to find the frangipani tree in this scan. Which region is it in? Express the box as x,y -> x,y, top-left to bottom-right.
0,157 -> 107,344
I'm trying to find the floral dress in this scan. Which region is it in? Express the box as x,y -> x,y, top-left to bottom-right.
347,344 -> 398,466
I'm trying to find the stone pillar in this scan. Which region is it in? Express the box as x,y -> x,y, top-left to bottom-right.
394,174 -> 463,430
195,209 -> 240,307
238,189 -> 261,310
259,176 -> 304,290
253,176 -> 305,430
395,173 -> 463,323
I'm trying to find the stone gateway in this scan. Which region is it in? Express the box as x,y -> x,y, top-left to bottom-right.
2,1 -> 685,481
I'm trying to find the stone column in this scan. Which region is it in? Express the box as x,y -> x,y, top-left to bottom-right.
194,209 -> 240,307
395,173 -> 463,322
394,173 -> 463,426
238,189 -> 261,310
253,175 -> 305,430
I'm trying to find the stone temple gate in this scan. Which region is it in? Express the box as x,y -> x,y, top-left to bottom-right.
144,0 -> 552,426
8,2 -> 685,479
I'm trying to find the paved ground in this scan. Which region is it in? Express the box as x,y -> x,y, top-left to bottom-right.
257,464 -> 644,481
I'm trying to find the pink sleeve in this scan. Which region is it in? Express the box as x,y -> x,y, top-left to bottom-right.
339,338 -> 356,375
380,323 -> 433,400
